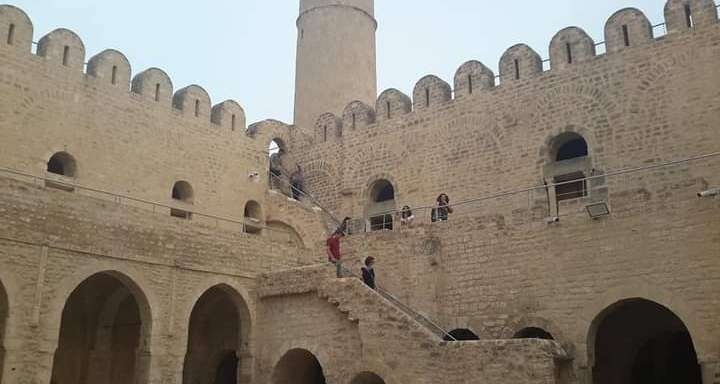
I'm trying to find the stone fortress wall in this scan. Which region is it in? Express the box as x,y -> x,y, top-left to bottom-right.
0,0 -> 718,384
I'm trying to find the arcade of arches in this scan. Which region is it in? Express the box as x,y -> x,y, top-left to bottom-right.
591,299 -> 702,384
50,272 -> 149,384
183,285 -> 245,384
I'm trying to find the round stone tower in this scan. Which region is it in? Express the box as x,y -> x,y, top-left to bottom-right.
294,0 -> 377,130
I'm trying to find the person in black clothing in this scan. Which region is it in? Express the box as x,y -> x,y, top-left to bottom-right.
290,165 -> 304,200
431,193 -> 453,222
361,256 -> 376,289
334,217 -> 352,236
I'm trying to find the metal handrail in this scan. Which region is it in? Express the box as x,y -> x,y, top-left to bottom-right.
359,151 -> 720,220
269,170 -> 343,226
338,263 -> 457,341
0,166 -> 299,239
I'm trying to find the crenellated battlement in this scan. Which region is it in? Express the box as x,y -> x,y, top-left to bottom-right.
311,0 -> 719,139
0,3 -> 302,141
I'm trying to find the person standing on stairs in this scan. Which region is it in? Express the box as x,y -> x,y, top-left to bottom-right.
290,165 -> 305,200
361,256 -> 376,290
327,229 -> 345,277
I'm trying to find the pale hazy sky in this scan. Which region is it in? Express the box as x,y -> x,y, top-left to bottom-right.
13,1 -> 669,124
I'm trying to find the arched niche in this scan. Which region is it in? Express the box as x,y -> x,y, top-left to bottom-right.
350,371 -> 386,384
443,328 -> 480,341
50,271 -> 152,384
589,298 -> 702,384
244,200 -> 263,235
272,349 -> 326,384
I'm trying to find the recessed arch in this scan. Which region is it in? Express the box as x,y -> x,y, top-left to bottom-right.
269,138 -> 289,192
244,200 -> 263,235
366,179 -> 395,231
50,271 -> 152,384
443,328 -> 480,341
47,151 -> 77,177
514,327 -> 554,340
183,284 -> 252,384
350,371 -> 386,384
266,220 -> 304,248
589,298 -> 701,384
272,348 -> 326,384
171,181 -> 194,219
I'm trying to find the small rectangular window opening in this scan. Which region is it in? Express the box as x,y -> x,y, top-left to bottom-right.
111,65 -> 118,85
7,24 -> 15,45
685,5 -> 694,28
386,101 -> 391,119
323,125 -> 328,142
468,75 -> 473,94
194,100 -> 200,117
231,114 -> 236,131
62,46 -> 70,66
425,88 -> 430,107
352,113 -> 356,129
566,43 -> 573,64
622,25 -> 631,47
154,83 -> 161,102
513,59 -> 520,80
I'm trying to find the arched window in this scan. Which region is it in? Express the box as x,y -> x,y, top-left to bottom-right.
171,181 -> 193,219
514,327 -> 554,340
244,200 -> 263,235
367,179 -> 395,231
443,328 -> 480,342
550,132 -> 589,202
47,152 -> 77,177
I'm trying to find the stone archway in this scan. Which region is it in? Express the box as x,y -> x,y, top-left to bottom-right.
0,278 -> 7,383
590,298 -> 702,384
350,371 -> 386,384
272,349 -> 326,384
50,271 -> 151,384
183,284 -> 252,384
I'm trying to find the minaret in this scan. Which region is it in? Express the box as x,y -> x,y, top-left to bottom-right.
294,0 -> 377,130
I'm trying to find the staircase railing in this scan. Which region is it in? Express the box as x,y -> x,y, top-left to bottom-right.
338,264 -> 457,341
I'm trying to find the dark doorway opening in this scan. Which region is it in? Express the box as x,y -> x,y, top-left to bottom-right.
592,299 -> 702,384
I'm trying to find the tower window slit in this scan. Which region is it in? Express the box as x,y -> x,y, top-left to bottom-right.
425,88 -> 430,107
111,65 -> 118,85
323,125 -> 327,142
622,25 -> 630,47
231,114 -> 236,131
514,59 -> 520,80
352,113 -> 356,129
386,101 -> 391,119
62,46 -> 70,66
684,4 -> 694,28
566,43 -> 573,64
154,83 -> 161,102
468,75 -> 473,94
194,99 -> 200,117
7,24 -> 15,45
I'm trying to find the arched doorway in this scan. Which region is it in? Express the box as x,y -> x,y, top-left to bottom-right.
514,327 -> 554,340
590,298 -> 702,384
269,138 -> 288,193
443,328 -> 480,341
550,132 -> 589,202
272,349 -> 326,384
51,272 -> 151,384
367,179 -> 395,231
183,285 -> 251,384
351,371 -> 386,384
0,279 -> 7,383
